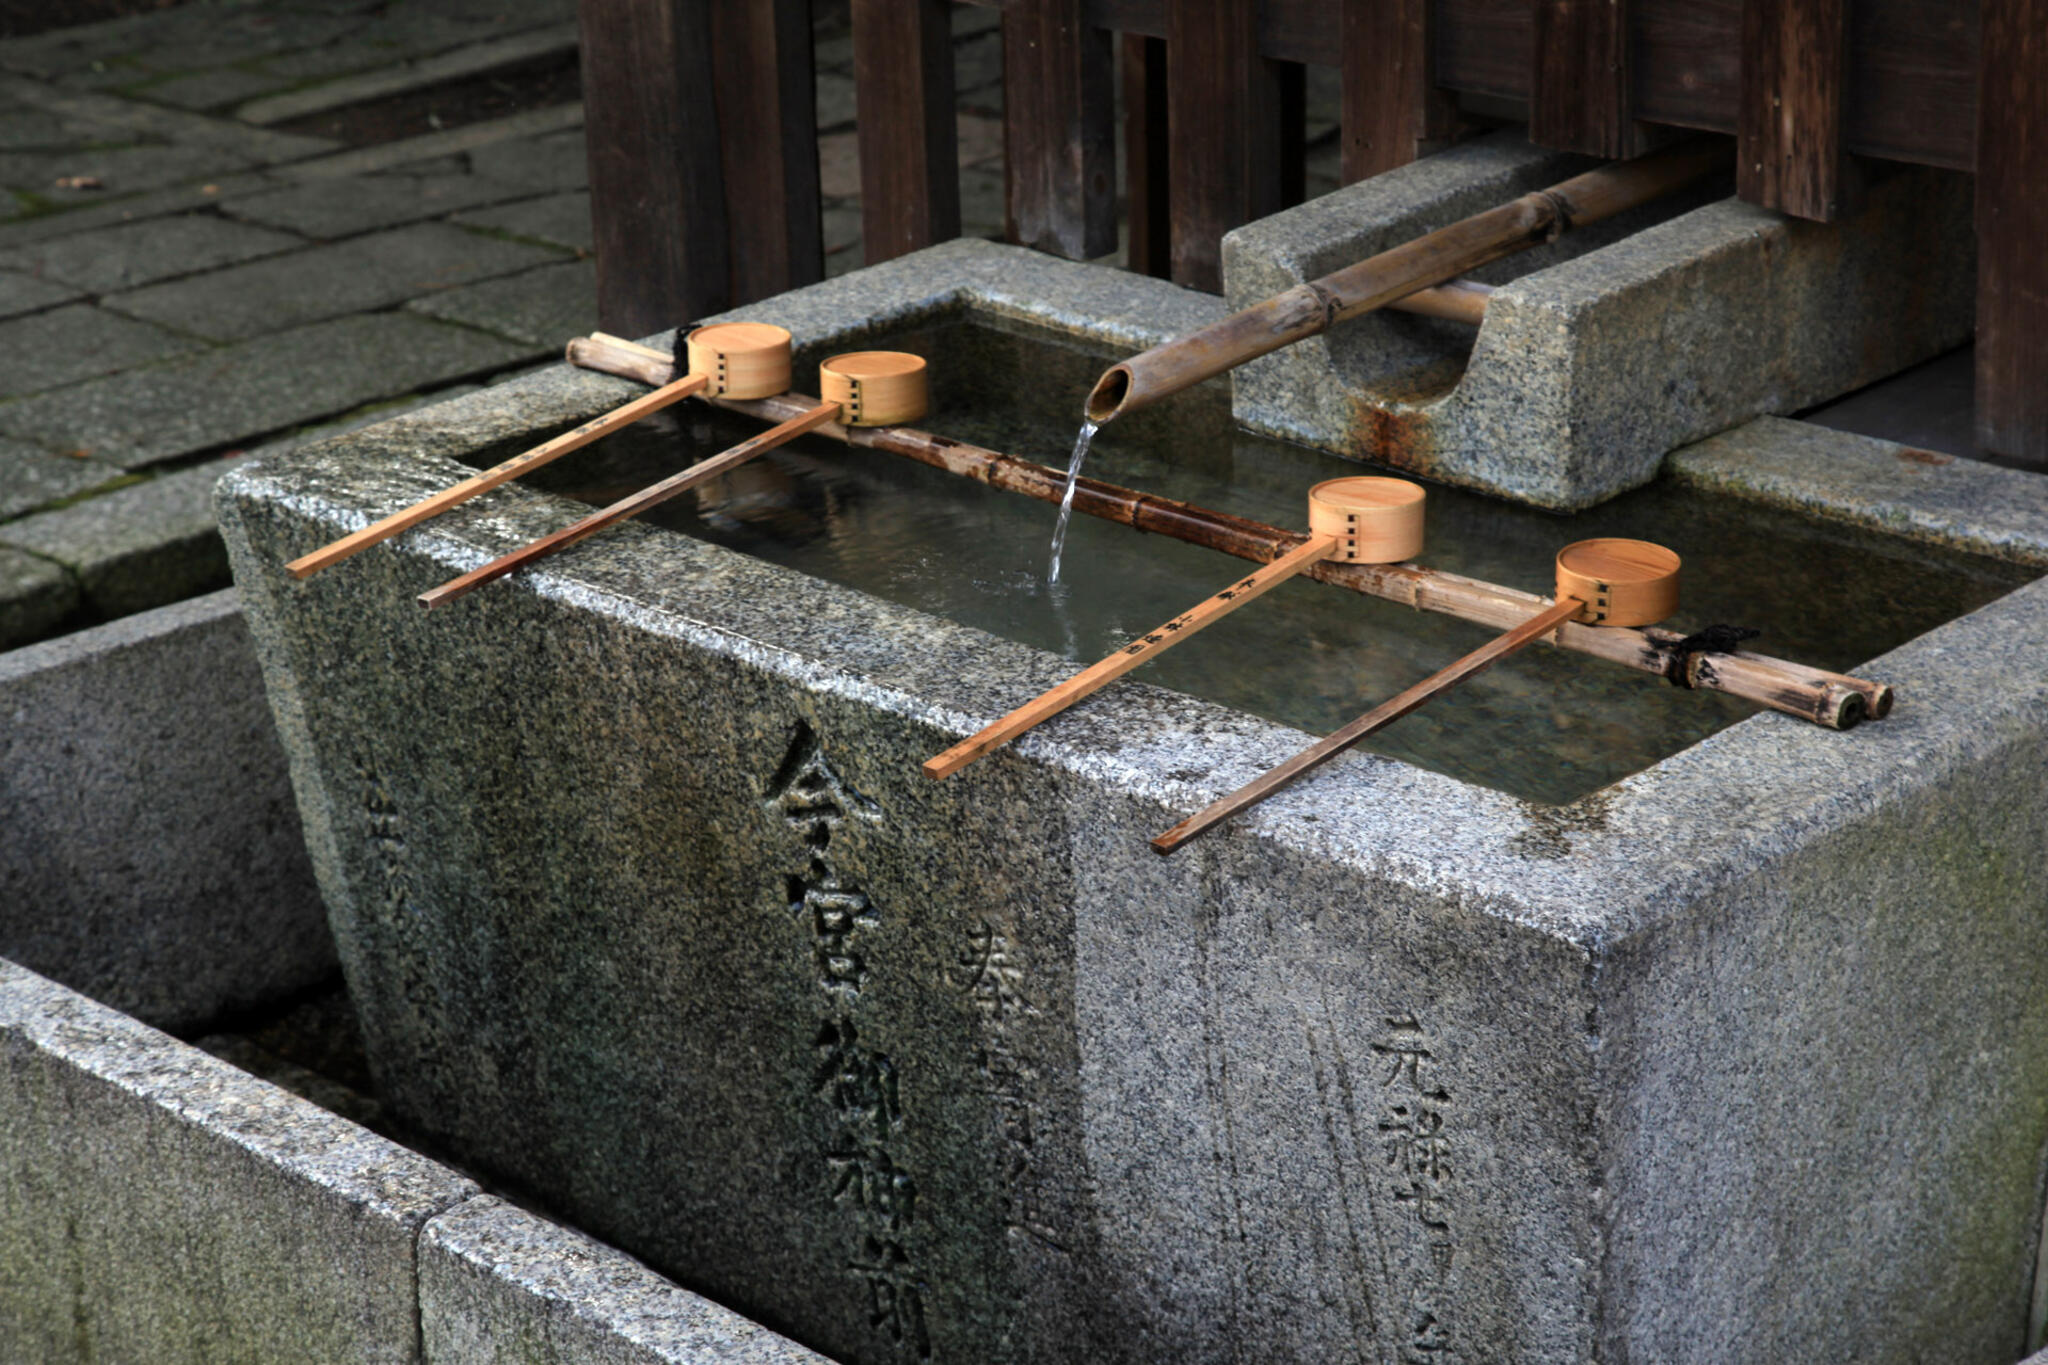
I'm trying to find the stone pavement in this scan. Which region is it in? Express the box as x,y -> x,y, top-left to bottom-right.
0,0 -> 1070,653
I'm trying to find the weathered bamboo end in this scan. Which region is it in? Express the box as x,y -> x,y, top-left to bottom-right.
565,333 -> 1884,731
1084,138 -> 1733,423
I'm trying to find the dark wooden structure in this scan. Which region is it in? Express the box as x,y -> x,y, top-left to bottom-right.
581,0 -> 2048,462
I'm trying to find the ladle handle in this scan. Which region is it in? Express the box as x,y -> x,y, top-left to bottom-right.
288,371 -> 710,580
1152,594 -> 1585,854
417,399 -> 840,610
924,535 -> 1338,780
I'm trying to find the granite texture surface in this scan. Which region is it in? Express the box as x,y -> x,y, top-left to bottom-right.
0,589 -> 330,1033
1225,133 -> 1979,510
218,243 -> 2048,1364
0,958 -> 478,1362
421,1196 -> 833,1364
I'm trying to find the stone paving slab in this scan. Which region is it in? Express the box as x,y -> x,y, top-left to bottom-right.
452,189 -> 591,252
0,139 -> 254,207
0,303 -> 200,397
0,436 -> 124,521
420,1196 -> 835,1365
106,220 -> 564,341
0,170 -> 276,250
0,958 -> 479,1364
0,453 -> 250,619
279,102 -> 581,181
0,212 -> 304,293
469,124 -> 586,193
0,589 -> 329,1032
0,269 -> 78,318
0,71 -> 337,164
408,258 -> 595,346
136,66 -> 296,113
0,311 -> 528,468
238,20 -> 580,126
0,543 -> 74,647
229,166 -> 537,240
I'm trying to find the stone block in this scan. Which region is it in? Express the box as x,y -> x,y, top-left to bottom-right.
407,258 -> 594,346
453,189 -> 592,253
0,211 -> 304,293
0,543 -> 74,648
137,66 -> 294,112
0,435 -> 124,520
0,959 -> 477,1362
0,140 -> 253,204
421,1196 -> 834,1364
214,241 -> 2048,1364
0,454 -> 248,618
105,220 -> 563,341
0,311 -> 528,468
0,589 -> 330,1032
1223,133 -> 1978,509
227,168 -> 536,240
0,302 -> 199,397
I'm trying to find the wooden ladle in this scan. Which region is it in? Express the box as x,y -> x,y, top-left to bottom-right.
1151,537 -> 1681,854
416,349 -> 928,609
923,477 -> 1426,779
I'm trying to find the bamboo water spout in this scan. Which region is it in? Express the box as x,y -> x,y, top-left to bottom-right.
565,333 -> 1889,730
1083,139 -> 1733,424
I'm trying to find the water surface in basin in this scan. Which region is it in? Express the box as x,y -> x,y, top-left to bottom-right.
494,316 -> 2035,805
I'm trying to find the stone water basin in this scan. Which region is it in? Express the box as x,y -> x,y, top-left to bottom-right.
220,239 -> 2048,1364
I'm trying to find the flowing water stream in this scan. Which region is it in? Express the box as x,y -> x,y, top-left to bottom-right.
1046,420 -> 1098,584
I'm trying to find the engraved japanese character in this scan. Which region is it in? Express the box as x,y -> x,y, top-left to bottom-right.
1378,1102 -> 1453,1183
1394,1178 -> 1452,1235
804,884 -> 880,993
1402,1308 -> 1458,1363
1372,1012 -> 1439,1092
953,922 -> 1027,1020
827,1141 -> 918,1231
814,1020 -> 902,1133
848,1236 -> 930,1357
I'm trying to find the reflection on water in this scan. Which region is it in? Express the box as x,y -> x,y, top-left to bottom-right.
490,315 -> 2036,805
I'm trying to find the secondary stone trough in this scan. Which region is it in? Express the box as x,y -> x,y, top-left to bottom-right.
219,202 -> 2048,1365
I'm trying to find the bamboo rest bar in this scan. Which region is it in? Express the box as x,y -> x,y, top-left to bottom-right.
1084,139 -> 1732,424
566,334 -> 1890,730
1152,540 -> 1684,854
924,477 -> 1426,780
418,350 -> 929,609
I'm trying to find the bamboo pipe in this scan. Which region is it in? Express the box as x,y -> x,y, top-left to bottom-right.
1083,138 -> 1732,424
924,477 -> 1426,778
564,334 -> 1889,729
1152,539 -> 1682,853
1388,278 -> 1493,325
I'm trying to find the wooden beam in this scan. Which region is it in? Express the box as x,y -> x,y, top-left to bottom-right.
1975,0 -> 2048,463
1122,32 -> 1172,277
708,0 -> 822,301
1342,0 -> 1458,182
1003,0 -> 1118,259
578,0 -> 727,336
851,0 -> 960,264
1530,0 -> 1637,156
1738,0 -> 1854,220
1165,0 -> 1286,292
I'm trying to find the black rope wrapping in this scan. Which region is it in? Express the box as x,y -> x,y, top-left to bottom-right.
1666,624 -> 1761,687
667,321 -> 694,385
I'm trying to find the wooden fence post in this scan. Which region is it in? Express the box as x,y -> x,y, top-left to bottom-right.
1737,0 -> 1854,220
709,0 -> 822,301
1530,0 -> 1639,157
579,0 -> 728,337
1166,0 -> 1286,292
1003,0 -> 1116,259
1342,0 -> 1456,183
850,0 -> 961,264
1123,32 -> 1172,277
1975,0 -> 2048,463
